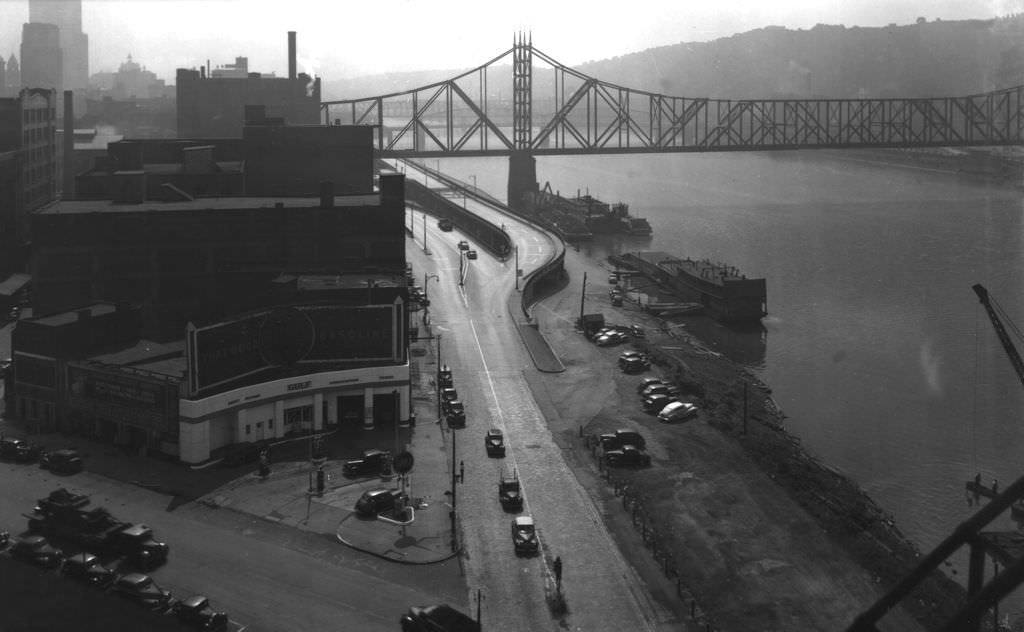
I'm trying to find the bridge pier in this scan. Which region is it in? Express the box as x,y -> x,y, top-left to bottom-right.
507,151 -> 538,212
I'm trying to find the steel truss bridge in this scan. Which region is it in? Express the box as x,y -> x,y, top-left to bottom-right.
322,35 -> 1024,158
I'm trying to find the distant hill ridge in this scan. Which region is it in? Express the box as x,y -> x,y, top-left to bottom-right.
323,14 -> 1024,101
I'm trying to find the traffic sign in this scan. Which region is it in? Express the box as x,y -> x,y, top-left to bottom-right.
393,451 -> 415,474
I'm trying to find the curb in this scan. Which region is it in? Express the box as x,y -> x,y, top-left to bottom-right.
334,520 -> 462,566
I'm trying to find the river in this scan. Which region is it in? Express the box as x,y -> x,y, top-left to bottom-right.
435,150 -> 1024,610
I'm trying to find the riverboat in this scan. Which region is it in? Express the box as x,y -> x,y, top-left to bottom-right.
611,251 -> 767,325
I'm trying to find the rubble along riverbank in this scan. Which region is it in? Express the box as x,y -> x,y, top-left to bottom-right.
605,265 -> 967,630
529,248 -> 968,630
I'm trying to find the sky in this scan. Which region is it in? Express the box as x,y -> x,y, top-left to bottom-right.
0,0 -> 1021,84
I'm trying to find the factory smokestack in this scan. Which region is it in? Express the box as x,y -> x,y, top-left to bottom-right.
288,31 -> 296,80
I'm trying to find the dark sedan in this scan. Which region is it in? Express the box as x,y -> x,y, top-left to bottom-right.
9,535 -> 63,568
173,595 -> 229,631
0,437 -> 42,462
61,552 -> 116,588
400,604 -> 480,632
485,428 -> 505,457
604,445 -> 652,468
40,449 -> 84,474
111,573 -> 174,611
343,449 -> 391,477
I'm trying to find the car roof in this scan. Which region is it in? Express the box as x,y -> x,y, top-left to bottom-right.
514,516 -> 534,526
364,448 -> 387,456
67,552 -> 99,564
119,573 -> 150,585
487,428 -> 502,436
661,401 -> 685,412
182,595 -> 209,608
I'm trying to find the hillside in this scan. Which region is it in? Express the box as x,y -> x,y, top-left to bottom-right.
323,14 -> 1024,101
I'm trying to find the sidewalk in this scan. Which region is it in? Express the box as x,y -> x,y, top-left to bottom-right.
0,326 -> 459,565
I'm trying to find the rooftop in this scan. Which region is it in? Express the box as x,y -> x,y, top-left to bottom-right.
38,194 -> 381,215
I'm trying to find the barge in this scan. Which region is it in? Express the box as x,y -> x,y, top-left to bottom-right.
526,184 -> 651,239
611,251 -> 767,325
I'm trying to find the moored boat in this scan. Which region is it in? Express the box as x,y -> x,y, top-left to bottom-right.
611,251 -> 766,325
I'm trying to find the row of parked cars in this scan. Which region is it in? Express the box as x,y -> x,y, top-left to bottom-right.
636,376 -> 700,423
2,525 -> 226,630
1,436 -> 85,474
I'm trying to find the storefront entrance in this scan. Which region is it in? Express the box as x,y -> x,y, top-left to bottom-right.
337,395 -> 363,427
284,405 -> 313,434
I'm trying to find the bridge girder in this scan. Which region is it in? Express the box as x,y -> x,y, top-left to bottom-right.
322,39 -> 1023,157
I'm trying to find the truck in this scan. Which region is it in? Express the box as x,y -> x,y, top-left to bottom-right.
26,496 -> 169,569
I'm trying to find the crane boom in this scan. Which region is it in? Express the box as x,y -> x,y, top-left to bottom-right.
972,283 -> 1024,388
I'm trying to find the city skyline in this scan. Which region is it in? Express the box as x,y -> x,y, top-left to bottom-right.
0,0 -> 1014,86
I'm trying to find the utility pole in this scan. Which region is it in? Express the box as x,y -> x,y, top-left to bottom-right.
450,421 -> 458,550
422,212 -> 428,254
579,271 -> 587,329
514,245 -> 520,290
436,334 -> 442,422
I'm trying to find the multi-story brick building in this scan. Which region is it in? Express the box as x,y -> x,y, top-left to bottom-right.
176,32 -> 320,138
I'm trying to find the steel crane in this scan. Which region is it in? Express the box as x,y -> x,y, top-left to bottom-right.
972,283 -> 1024,388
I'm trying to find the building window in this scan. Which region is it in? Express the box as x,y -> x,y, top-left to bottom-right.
268,419 -> 273,428
245,424 -> 250,435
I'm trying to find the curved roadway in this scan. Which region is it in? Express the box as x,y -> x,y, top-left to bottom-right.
398,159 -> 669,632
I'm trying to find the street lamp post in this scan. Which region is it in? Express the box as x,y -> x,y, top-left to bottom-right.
423,272 -> 438,319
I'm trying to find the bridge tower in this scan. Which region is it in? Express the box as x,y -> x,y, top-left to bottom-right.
508,33 -> 538,211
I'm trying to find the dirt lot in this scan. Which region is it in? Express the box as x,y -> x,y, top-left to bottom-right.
526,250 -> 965,632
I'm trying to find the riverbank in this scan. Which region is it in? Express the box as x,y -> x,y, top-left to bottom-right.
529,248 -> 966,631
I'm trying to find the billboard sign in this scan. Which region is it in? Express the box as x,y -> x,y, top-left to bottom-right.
188,302 -> 404,394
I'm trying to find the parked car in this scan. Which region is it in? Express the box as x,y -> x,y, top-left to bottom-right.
485,428 -> 505,457
636,376 -> 667,394
630,324 -> 645,338
61,552 -> 116,588
466,250 -> 478,260
173,595 -> 229,631
457,240 -> 469,251
641,383 -> 680,399
642,394 -> 678,414
9,535 -> 63,568
355,489 -> 406,517
446,401 -> 466,427
343,449 -> 391,477
595,331 -> 627,347
618,350 -> 646,367
620,356 -> 649,374
39,449 -> 84,474
438,366 -> 453,388
111,573 -> 174,611
438,218 -> 454,231
608,273 -> 619,284
511,516 -> 539,555
611,293 -> 624,306
658,401 -> 699,423
604,445 -> 652,468
441,387 -> 458,411
0,437 -> 42,462
400,604 -> 481,632
599,429 -> 646,452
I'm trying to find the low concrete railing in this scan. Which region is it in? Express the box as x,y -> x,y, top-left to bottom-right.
395,160 -> 565,322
